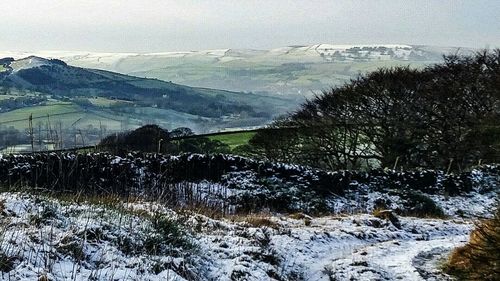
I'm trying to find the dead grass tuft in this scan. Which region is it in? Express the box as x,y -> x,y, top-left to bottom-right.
38,273 -> 49,281
229,214 -> 279,229
245,216 -> 279,228
443,205 -> 500,280
288,212 -> 313,226
288,213 -> 308,220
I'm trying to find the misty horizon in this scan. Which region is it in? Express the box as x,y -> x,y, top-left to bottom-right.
0,43 -> 493,55
1,0 -> 499,53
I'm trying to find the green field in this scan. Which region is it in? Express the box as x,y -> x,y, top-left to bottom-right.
209,132 -> 256,149
0,103 -> 126,131
88,97 -> 132,107
0,103 -> 77,120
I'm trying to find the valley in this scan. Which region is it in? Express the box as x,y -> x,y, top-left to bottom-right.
0,56 -> 295,152
0,44 -> 472,152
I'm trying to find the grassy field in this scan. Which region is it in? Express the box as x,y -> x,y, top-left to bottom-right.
0,103 -> 82,130
0,103 -> 127,131
209,131 -> 256,149
127,59 -> 435,98
0,103 -> 78,120
88,97 -> 132,107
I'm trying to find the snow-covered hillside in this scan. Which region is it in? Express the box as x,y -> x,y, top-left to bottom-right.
0,44 -> 470,67
0,153 -> 498,280
0,190 -> 493,280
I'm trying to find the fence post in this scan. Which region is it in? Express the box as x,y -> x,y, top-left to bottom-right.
446,158 -> 454,174
393,156 -> 400,170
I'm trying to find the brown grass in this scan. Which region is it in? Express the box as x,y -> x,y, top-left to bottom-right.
443,206 -> 500,280
288,212 -> 309,220
245,216 -> 279,228
288,213 -> 312,226
228,214 -> 279,229
54,192 -> 142,206
173,204 -> 227,220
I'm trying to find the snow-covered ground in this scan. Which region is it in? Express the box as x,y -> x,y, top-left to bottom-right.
0,189 -> 493,281
1,154 -> 497,280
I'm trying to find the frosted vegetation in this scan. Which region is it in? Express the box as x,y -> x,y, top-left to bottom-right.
0,152 -> 498,280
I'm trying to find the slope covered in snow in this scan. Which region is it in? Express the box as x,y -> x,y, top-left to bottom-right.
0,191 -> 488,280
0,152 -> 498,280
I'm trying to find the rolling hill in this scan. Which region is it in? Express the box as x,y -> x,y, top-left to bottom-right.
1,44 -> 475,97
0,56 -> 297,150
0,56 -> 295,122
0,56 -> 293,118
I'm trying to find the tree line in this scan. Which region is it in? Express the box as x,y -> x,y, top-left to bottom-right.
248,51 -> 500,171
99,124 -> 231,155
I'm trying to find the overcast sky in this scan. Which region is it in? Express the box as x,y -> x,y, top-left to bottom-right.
1,0 -> 499,52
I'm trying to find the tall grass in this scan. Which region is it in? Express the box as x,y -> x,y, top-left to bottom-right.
444,202 -> 500,280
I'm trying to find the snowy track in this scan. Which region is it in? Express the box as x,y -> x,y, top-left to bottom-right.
328,236 -> 467,280
195,214 -> 472,280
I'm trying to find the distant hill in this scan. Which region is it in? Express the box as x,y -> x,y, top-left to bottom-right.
1,44 -> 476,96
0,56 -> 293,119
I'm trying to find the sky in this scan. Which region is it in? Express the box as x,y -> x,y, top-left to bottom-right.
1,0 -> 499,52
